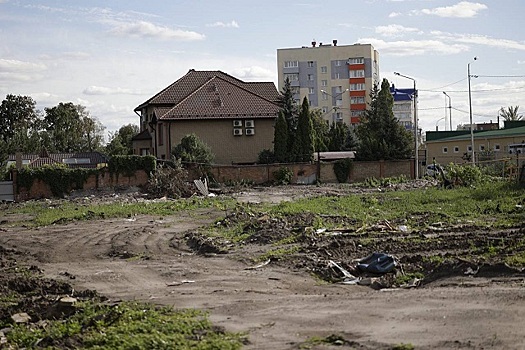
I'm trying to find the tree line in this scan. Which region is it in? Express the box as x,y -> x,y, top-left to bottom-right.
261,77 -> 414,164
0,94 -> 138,165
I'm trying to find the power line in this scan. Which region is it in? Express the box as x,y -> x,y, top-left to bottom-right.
477,75 -> 525,78
427,77 -> 468,90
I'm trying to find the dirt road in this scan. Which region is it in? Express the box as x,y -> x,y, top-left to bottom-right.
1,187 -> 524,349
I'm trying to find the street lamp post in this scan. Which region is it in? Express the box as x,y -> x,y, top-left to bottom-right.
435,117 -> 446,131
394,72 -> 419,178
468,57 -> 477,166
321,89 -> 349,123
443,91 -> 452,131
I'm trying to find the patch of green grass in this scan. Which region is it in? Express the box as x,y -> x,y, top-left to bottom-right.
505,252 -> 525,267
7,301 -> 245,349
6,197 -> 237,227
393,343 -> 415,350
299,334 -> 347,349
258,246 -> 299,262
422,255 -> 446,265
395,272 -> 424,286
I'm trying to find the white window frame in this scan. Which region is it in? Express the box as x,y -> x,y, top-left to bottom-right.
284,60 -> 298,68
494,144 -> 500,151
442,147 -> 448,154
321,80 -> 328,87
334,73 -> 341,79
307,61 -> 314,68
348,57 -> 364,64
320,66 -> 327,74
308,87 -> 315,94
453,146 -> 460,153
307,74 -> 314,81
350,70 -> 365,78
335,60 -> 341,66
350,83 -> 365,91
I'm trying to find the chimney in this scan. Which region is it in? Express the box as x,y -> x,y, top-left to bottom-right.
333,39 -> 338,46
311,40 -> 316,47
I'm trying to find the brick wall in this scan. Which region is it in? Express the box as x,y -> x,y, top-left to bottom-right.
14,169 -> 149,201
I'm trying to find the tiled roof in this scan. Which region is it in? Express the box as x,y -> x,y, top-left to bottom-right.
135,69 -> 281,114
131,129 -> 152,141
155,76 -> 280,120
7,151 -> 109,168
427,126 -> 525,143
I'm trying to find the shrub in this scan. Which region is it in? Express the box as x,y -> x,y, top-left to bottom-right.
108,155 -> 156,177
445,163 -> 484,187
257,149 -> 276,164
145,160 -> 192,198
273,166 -> 293,185
333,158 -> 353,183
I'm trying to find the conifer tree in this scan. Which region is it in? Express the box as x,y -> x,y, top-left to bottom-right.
356,79 -> 413,160
273,111 -> 289,163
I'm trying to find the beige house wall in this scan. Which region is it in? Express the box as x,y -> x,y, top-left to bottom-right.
426,135 -> 525,165
154,118 -> 275,165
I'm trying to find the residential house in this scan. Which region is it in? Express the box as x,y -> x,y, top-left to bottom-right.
277,41 -> 380,126
7,150 -> 108,169
133,69 -> 281,164
425,121 -> 525,166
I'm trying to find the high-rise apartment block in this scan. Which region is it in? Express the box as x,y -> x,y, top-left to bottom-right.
277,40 -> 380,126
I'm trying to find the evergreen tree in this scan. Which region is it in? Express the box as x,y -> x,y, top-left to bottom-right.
356,79 -> 413,160
277,77 -> 298,152
273,111 -> 289,162
292,97 -> 314,162
311,110 -> 329,153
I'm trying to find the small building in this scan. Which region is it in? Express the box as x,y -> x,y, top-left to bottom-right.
7,150 -> 108,169
425,121 -> 525,165
133,69 -> 281,164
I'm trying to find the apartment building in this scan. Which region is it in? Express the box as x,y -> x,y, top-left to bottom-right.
277,40 -> 380,126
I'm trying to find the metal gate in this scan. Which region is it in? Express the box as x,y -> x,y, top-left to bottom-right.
0,181 -> 14,202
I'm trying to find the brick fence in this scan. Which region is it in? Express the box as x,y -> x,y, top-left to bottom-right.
11,159 -> 414,201
12,169 -> 149,201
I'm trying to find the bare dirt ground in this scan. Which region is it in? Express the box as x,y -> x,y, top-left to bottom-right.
1,184 -> 525,349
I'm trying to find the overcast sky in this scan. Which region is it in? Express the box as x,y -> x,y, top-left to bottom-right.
1,0 -> 524,138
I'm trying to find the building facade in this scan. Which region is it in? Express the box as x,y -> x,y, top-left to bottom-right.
277,40 -> 380,126
133,70 -> 281,165
390,85 -> 415,131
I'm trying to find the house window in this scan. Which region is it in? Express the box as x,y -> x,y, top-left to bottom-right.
335,60 -> 341,66
308,87 -> 315,94
307,61 -> 314,68
140,148 -> 150,156
350,70 -> 365,78
350,83 -> 365,91
321,80 -> 328,87
284,73 -> 299,81
467,145 -> 472,152
351,110 -> 364,117
322,93 -> 328,100
348,57 -> 364,64
284,60 -> 298,68
442,147 -> 448,154
351,96 -> 365,104
494,144 -> 501,151
454,146 -> 459,153
479,145 -> 485,151
334,73 -> 341,79
158,123 -> 163,146
291,86 -> 300,94
307,74 -> 314,81
321,66 -> 327,73
322,107 -> 328,113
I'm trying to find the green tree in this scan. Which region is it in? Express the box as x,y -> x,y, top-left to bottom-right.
106,124 -> 140,156
292,97 -> 314,162
273,111 -> 289,162
311,110 -> 330,153
498,105 -> 522,121
356,79 -> 413,160
277,77 -> 298,152
41,102 -> 105,152
172,133 -> 214,166
0,95 -> 42,159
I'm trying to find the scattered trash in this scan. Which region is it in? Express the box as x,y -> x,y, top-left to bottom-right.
400,278 -> 421,289
329,260 -> 356,279
357,253 -> 396,274
245,259 -> 271,270
464,266 -> 480,275
398,225 -> 408,233
194,178 -> 209,196
167,280 -> 195,287
11,313 -> 31,323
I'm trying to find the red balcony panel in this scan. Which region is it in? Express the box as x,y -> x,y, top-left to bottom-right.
351,103 -> 366,111
349,77 -> 366,84
349,64 -> 365,70
350,117 -> 361,124
349,90 -> 366,97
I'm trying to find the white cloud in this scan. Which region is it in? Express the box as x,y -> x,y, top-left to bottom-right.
375,24 -> 420,37
518,60 -> 525,65
206,20 -> 239,28
388,12 -> 402,18
83,86 -> 144,96
0,59 -> 47,82
357,38 -> 468,56
230,66 -> 274,81
109,20 -> 205,41
421,1 -> 488,18
432,31 -> 525,51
